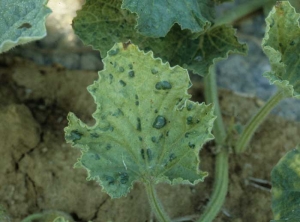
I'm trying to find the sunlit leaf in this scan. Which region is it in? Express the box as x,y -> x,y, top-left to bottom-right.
65,43 -> 215,198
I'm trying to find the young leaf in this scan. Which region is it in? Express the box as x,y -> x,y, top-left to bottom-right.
262,1 -> 300,99
65,43 -> 215,198
121,0 -> 214,37
73,0 -> 247,76
0,0 -> 51,53
271,146 -> 300,221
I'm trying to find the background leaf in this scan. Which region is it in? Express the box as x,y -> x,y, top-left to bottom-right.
73,0 -> 247,76
121,0 -> 214,37
271,146 -> 300,221
0,0 -> 51,53
262,1 -> 300,98
65,43 -> 215,198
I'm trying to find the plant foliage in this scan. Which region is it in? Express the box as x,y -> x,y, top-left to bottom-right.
65,42 -> 215,198
262,1 -> 300,98
72,0 -> 247,76
271,146 -> 300,222
121,0 -> 215,37
0,0 -> 51,53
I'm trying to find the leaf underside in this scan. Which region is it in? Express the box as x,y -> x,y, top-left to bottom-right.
121,0 -> 214,37
0,0 -> 51,53
73,0 -> 247,77
271,146 -> 300,221
262,1 -> 300,98
65,43 -> 215,198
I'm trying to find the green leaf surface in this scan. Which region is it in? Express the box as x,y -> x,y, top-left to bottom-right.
65,43 -> 215,198
73,0 -> 247,76
0,0 -> 51,53
262,1 -> 300,98
271,146 -> 300,221
121,0 -> 214,37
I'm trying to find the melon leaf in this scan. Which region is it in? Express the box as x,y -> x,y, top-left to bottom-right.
0,0 -> 51,53
65,43 -> 215,198
271,146 -> 300,221
121,0 -> 214,37
72,0 -> 247,77
262,1 -> 300,99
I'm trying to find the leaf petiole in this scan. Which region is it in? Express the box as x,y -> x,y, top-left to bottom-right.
197,65 -> 229,222
144,182 -> 171,222
234,90 -> 286,153
197,149 -> 229,222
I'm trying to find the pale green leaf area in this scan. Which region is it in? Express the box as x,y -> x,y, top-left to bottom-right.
271,146 -> 300,221
65,43 -> 215,198
0,0 -> 51,53
73,0 -> 247,77
262,1 -> 300,99
121,0 -> 214,37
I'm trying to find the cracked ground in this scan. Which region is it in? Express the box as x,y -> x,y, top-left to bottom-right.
0,57 -> 300,221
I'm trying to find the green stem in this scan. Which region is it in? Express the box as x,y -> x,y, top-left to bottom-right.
198,150 -> 228,222
197,66 -> 228,222
235,90 -> 286,154
214,0 -> 275,26
145,182 -> 171,222
204,66 -> 226,144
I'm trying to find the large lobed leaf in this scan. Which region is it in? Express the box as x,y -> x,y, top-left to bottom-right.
0,0 -> 51,53
271,146 -> 300,222
73,0 -> 247,77
121,0 -> 214,37
65,43 -> 215,198
262,1 -> 300,99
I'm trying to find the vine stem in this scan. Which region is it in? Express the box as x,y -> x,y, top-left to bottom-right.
197,66 -> 228,222
203,66 -> 226,144
145,181 -> 171,222
198,149 -> 228,222
235,90 -> 286,154
214,0 -> 275,26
